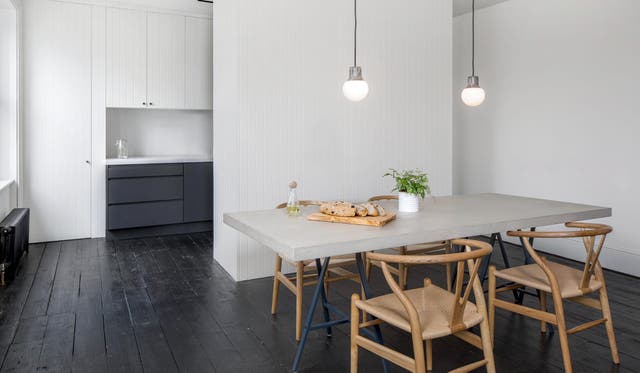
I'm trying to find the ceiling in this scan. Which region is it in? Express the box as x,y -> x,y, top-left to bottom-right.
0,0 -> 14,10
0,0 -> 513,17
453,0 -> 510,16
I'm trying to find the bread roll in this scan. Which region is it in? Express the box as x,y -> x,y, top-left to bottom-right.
355,205 -> 368,217
374,204 -> 386,216
320,202 -> 357,217
362,203 -> 379,217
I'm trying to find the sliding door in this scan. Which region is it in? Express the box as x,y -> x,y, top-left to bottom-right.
22,0 -> 92,242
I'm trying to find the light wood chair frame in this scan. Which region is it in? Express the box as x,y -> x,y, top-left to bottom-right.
488,222 -> 619,373
271,200 -> 362,341
365,195 -> 452,290
351,239 -> 496,373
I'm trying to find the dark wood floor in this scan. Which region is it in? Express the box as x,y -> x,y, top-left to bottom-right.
0,233 -> 638,372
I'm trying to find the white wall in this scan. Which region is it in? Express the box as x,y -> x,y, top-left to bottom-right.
106,108 -> 213,158
0,8 -> 17,182
0,181 -> 12,220
453,0 -> 640,276
0,3 -> 18,218
214,0 -> 453,281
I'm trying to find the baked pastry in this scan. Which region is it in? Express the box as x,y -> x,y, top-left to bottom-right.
362,203 -> 379,217
320,202 -> 357,217
355,205 -> 368,217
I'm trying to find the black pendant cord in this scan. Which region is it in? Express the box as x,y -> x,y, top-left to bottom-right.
353,0 -> 358,67
471,0 -> 475,76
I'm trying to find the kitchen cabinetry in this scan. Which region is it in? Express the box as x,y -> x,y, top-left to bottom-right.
105,7 -> 147,108
185,17 -> 213,110
147,13 -> 186,109
106,162 -> 212,239
21,0 -> 212,242
106,9 -> 212,110
183,162 -> 213,222
22,0 -> 93,242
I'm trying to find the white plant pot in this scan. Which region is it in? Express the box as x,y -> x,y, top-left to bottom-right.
398,192 -> 420,212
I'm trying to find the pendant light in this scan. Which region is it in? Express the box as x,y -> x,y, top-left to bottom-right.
342,0 -> 369,102
461,0 -> 486,107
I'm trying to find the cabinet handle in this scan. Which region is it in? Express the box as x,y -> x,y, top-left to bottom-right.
142,102 -> 147,106
85,160 -> 91,165
149,102 -> 154,106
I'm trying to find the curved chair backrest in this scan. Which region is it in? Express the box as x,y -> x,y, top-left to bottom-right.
368,195 -> 398,202
507,222 -> 612,291
368,239 -> 492,334
275,200 -> 324,209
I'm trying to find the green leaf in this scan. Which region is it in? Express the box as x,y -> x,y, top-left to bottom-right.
382,168 -> 430,199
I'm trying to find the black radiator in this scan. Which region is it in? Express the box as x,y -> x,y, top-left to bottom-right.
0,208 -> 30,285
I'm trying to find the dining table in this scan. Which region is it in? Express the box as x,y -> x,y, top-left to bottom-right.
223,193 -> 611,372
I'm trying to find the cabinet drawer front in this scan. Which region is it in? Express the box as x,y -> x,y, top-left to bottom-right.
183,162 -> 213,222
108,164 -> 183,179
108,200 -> 183,230
108,176 -> 183,204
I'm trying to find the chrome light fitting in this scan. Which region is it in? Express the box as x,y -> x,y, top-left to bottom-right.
461,0 -> 486,107
343,0 -> 369,102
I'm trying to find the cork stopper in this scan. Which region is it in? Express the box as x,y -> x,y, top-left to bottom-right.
289,180 -> 297,189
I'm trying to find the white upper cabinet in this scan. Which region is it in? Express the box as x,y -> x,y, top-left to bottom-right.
106,9 -> 212,110
185,17 -> 213,110
106,8 -> 147,108
147,13 -> 186,109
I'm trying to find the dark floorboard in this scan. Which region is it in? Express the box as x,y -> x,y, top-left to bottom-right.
0,232 -> 638,372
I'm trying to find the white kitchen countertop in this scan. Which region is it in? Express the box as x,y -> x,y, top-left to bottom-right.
105,155 -> 213,165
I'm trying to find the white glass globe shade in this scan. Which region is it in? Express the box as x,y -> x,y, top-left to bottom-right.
342,79 -> 369,102
461,86 -> 486,106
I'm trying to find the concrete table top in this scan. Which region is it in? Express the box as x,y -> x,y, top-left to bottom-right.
223,193 -> 611,262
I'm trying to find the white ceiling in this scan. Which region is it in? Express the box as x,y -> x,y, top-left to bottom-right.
0,0 -> 507,18
0,0 -> 14,10
453,0 -> 510,16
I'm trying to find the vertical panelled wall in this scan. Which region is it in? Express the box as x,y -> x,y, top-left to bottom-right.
453,0 -> 640,276
214,0 -> 453,281
0,6 -> 18,215
0,9 -> 17,184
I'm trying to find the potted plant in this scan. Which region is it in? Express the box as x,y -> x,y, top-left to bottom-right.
383,168 -> 430,212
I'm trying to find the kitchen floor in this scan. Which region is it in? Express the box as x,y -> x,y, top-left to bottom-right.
0,233 -> 638,372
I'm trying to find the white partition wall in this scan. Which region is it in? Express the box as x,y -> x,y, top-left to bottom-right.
453,0 -> 640,276
214,0 -> 453,281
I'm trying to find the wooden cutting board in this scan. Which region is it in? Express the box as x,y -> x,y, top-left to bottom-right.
307,212 -> 396,227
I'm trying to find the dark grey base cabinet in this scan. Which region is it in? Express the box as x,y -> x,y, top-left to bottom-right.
106,162 -> 212,240
184,163 -> 214,223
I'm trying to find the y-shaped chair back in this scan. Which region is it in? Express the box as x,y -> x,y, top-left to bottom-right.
508,222 -> 612,293
368,239 -> 491,334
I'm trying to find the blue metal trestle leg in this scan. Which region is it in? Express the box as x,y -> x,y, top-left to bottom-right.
292,257 -> 331,372
290,253 -> 389,373
315,258 -> 333,337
